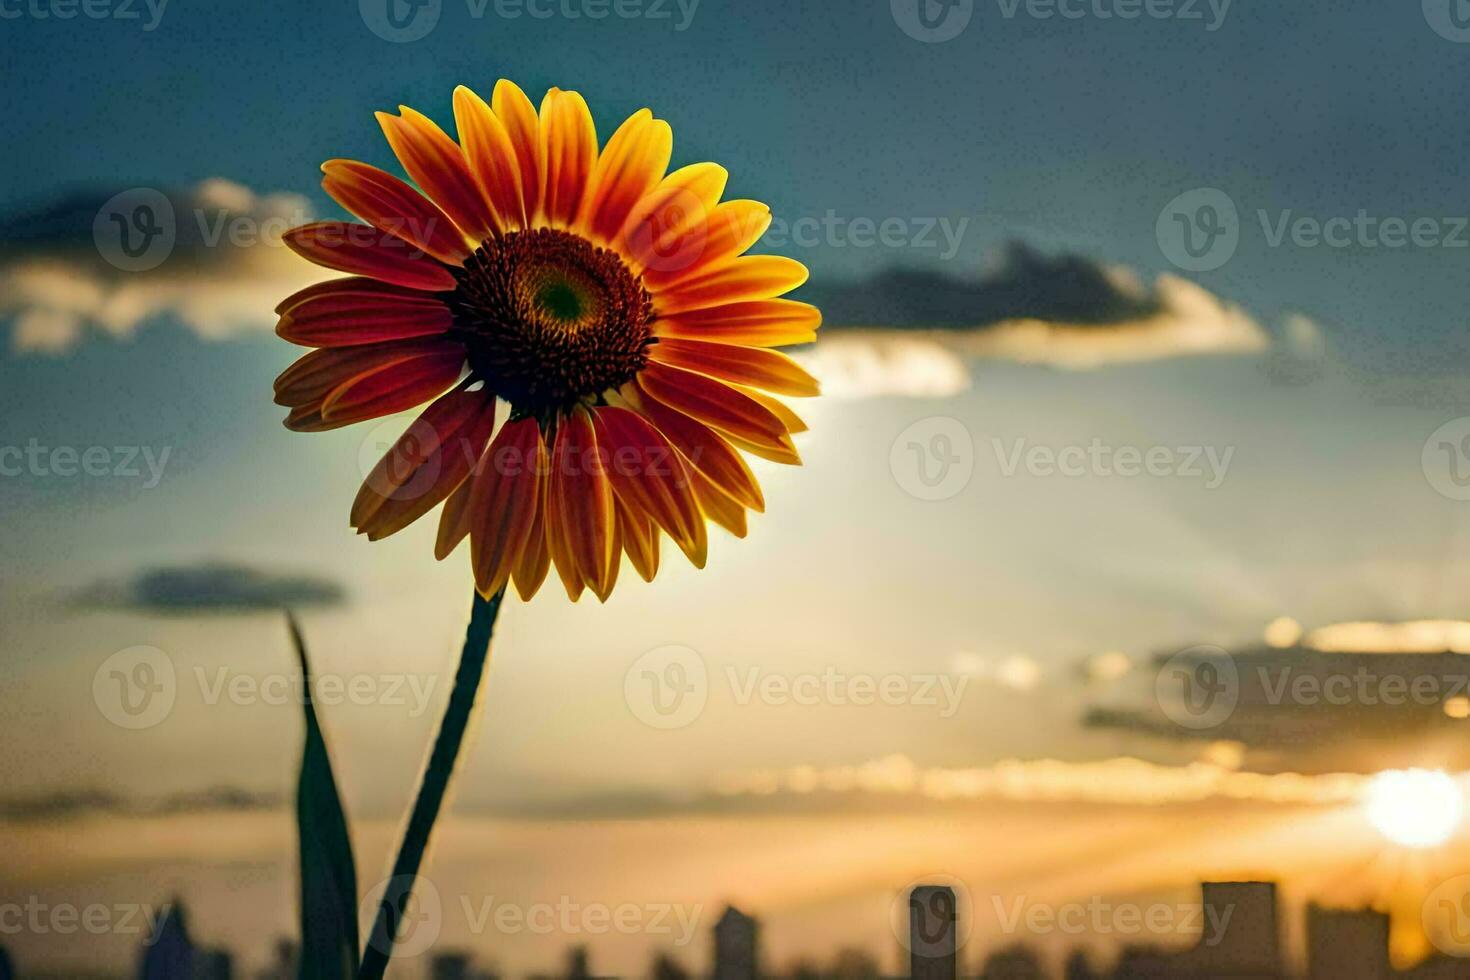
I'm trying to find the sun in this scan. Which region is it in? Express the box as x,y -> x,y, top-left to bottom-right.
1363,769 -> 1465,848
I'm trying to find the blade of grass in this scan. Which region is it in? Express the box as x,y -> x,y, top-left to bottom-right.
288,611 -> 360,980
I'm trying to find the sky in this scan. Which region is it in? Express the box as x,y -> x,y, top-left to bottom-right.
5,0 -> 1470,976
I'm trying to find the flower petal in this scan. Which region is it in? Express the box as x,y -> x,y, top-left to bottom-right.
648,339 -> 820,397
283,222 -> 458,291
469,417 -> 547,598
276,277 -> 453,347
616,162 -> 728,275
690,464 -> 747,538
435,475 -> 475,560
378,107 -> 498,243
614,493 -> 660,582
654,255 -> 809,316
636,361 -> 791,453
453,85 -> 528,231
619,383 -> 764,511
538,88 -> 598,230
274,337 -> 458,408
321,159 -> 470,265
590,406 -> 706,568
352,385 -> 496,541
492,79 -> 542,226
652,299 -> 821,347
546,407 -> 615,600
512,487 -> 552,601
641,200 -> 771,290
580,109 -> 672,244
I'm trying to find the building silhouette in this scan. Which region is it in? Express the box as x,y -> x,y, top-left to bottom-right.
909,885 -> 957,980
981,944 -> 1044,979
1307,904 -> 1389,980
137,901 -> 193,980
714,905 -> 760,980
0,946 -> 13,980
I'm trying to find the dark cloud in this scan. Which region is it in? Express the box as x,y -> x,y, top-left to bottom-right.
802,242 -> 1161,331
0,785 -> 278,822
1085,641 -> 1470,772
71,561 -> 346,614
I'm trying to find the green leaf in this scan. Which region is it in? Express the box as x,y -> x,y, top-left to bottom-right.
288,612 -> 360,980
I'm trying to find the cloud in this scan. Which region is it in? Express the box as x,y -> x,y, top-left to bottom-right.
70,561 -> 346,614
797,242 -> 1278,396
0,180 -> 330,355
708,752 -> 1397,808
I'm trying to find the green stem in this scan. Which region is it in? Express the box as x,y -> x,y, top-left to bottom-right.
358,586 -> 505,980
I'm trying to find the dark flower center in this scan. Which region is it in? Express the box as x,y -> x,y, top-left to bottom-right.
447,228 -> 655,419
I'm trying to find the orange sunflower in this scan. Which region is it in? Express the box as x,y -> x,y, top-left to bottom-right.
273,80 -> 820,602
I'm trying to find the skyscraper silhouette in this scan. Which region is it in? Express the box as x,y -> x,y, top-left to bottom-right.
714,905 -> 760,980
909,886 -> 957,980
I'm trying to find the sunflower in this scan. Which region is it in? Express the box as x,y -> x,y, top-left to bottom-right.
273,81 -> 820,602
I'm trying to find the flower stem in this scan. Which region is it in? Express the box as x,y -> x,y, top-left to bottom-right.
358,586 -> 505,980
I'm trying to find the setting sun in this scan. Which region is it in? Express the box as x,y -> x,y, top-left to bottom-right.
1364,769 -> 1465,848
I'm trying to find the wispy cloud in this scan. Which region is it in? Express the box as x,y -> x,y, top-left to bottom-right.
69,560 -> 346,614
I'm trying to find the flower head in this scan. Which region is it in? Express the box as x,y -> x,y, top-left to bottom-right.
274,81 -> 820,601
